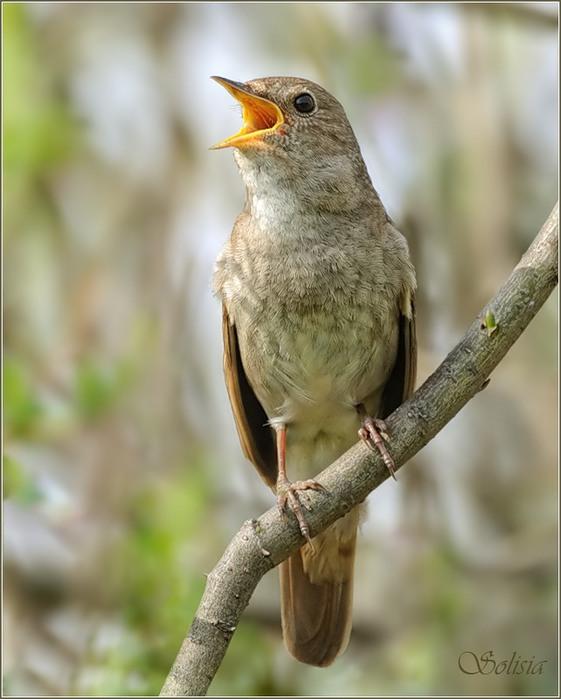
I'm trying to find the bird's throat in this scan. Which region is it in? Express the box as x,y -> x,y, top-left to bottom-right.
235,149 -> 376,231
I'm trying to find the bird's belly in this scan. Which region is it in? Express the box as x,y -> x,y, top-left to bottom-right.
274,329 -> 369,417
238,307 -> 398,480
273,323 -> 385,479
271,313 -> 394,411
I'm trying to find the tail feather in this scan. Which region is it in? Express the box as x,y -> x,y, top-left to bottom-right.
279,523 -> 357,667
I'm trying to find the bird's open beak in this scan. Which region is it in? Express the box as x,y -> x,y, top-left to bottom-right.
210,76 -> 284,149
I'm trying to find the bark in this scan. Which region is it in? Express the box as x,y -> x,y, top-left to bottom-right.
161,203 -> 558,696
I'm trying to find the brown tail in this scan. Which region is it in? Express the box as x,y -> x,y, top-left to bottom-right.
279,522 -> 357,667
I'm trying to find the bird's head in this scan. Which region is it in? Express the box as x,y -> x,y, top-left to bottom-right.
210,75 -> 362,164
211,76 -> 376,217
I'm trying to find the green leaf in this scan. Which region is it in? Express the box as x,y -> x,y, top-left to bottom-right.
74,356 -> 135,421
3,454 -> 42,503
2,356 -> 43,437
481,309 -> 498,336
3,3 -> 78,175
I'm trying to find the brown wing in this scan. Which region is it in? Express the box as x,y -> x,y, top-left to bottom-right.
380,294 -> 418,417
222,305 -> 277,486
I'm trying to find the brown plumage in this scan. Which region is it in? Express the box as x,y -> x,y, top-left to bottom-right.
212,76 -> 417,666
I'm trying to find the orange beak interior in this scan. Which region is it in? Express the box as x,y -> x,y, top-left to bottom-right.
210,76 -> 284,149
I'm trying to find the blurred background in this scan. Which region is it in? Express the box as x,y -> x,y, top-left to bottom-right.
2,2 -> 558,696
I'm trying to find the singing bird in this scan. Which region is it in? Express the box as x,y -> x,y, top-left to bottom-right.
212,76 -> 417,667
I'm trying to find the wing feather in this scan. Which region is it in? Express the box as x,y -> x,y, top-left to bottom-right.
380,293 -> 418,417
222,306 -> 277,486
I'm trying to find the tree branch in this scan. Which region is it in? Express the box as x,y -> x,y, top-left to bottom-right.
160,203 -> 558,697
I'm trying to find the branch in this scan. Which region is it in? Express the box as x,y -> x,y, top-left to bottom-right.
161,203 -> 558,697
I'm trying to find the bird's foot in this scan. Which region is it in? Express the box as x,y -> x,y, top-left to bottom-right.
276,477 -> 326,549
358,416 -> 397,480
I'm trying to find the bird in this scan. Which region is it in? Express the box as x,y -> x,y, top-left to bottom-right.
211,75 -> 417,667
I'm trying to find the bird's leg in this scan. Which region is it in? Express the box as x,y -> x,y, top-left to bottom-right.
356,404 -> 397,480
274,423 -> 326,549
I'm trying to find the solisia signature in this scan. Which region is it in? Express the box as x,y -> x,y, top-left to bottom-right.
458,650 -> 548,676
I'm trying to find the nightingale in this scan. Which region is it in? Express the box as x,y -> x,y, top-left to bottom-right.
211,76 -> 417,668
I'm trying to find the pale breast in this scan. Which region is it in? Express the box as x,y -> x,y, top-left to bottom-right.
236,299 -> 398,424
215,207 -> 408,471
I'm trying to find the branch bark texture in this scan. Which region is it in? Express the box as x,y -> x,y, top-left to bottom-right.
161,203 -> 558,696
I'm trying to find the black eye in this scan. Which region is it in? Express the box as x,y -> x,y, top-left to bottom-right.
294,93 -> 315,114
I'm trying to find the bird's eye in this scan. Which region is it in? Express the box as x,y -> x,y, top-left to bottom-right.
294,93 -> 316,114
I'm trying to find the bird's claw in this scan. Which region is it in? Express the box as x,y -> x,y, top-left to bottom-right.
358,416 -> 397,480
276,478 -> 326,549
